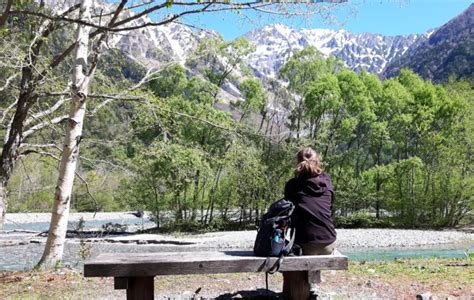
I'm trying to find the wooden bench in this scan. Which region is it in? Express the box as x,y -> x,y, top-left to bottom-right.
84,250 -> 348,299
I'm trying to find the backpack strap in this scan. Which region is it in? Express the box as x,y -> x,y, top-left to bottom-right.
271,215 -> 290,224
266,227 -> 296,275
282,227 -> 296,255
265,271 -> 269,290
264,255 -> 283,290
267,255 -> 283,274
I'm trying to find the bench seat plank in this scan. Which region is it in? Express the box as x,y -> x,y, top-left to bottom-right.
84,250 -> 348,277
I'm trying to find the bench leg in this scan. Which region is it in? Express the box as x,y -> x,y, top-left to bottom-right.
282,271 -> 310,300
114,276 -> 154,300
309,270 -> 321,284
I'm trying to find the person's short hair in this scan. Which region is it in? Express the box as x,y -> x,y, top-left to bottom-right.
294,147 -> 322,177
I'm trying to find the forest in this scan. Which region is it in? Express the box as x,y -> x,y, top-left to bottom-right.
1,0 -> 472,237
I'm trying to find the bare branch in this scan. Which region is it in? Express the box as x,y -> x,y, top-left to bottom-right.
57,3 -> 83,18
50,43 -> 76,69
17,148 -> 100,214
0,98 -> 18,125
19,156 -> 34,186
89,94 -> 144,101
19,143 -> 60,150
86,0 -> 128,83
75,172 -> 100,215
111,0 -> 168,27
88,66 -> 172,115
0,73 -> 19,92
23,115 -> 68,138
10,1 -> 288,33
25,90 -> 70,126
102,2 -> 216,32
87,89 -> 289,140
19,149 -> 60,160
251,4 -> 326,15
90,0 -> 154,19
80,156 -> 132,175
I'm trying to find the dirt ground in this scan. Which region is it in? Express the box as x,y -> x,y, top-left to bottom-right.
1,258 -> 472,299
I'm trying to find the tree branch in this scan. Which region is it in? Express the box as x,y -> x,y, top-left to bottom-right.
0,73 -> 19,92
88,66 -> 172,115
80,156 -> 132,175
19,143 -> 60,149
25,90 -> 70,126
75,172 -> 100,215
11,1 -> 296,33
18,148 -> 100,215
23,114 -> 68,138
0,98 -> 18,125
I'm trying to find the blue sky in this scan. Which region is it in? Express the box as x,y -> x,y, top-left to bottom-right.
179,0 -> 472,40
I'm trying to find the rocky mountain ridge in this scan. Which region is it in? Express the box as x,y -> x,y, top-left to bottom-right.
382,3 -> 473,82
244,24 -> 427,78
111,21 -> 428,79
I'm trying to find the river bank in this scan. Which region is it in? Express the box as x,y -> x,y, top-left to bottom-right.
4,212 -> 145,224
3,212 -> 473,248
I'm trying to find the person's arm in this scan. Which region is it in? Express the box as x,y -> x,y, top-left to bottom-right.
284,178 -> 299,222
284,178 -> 297,203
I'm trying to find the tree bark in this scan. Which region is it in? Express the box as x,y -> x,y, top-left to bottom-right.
191,170 -> 200,221
0,0 -> 13,27
0,181 -> 6,231
37,0 -> 92,269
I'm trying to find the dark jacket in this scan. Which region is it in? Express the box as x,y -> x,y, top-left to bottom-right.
284,172 -> 336,245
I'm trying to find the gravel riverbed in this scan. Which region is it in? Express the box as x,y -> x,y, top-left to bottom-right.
3,212 -> 473,249
133,229 -> 473,249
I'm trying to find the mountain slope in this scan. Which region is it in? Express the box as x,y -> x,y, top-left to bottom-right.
244,24 -> 426,79
383,4 -> 474,82
110,21 -> 217,68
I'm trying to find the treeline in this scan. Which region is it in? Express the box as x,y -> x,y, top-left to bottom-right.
6,45 -> 473,229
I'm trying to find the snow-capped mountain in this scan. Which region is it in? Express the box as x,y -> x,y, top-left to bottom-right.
110,21 -> 216,68
42,0 -> 427,79
244,24 -> 427,79
112,22 -> 427,79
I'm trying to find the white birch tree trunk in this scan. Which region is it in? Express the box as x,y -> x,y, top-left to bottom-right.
37,0 -> 92,269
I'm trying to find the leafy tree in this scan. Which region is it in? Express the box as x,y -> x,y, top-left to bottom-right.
234,78 -> 266,121
149,64 -> 187,98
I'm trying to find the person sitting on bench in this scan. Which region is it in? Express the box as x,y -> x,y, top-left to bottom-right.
283,147 -> 337,298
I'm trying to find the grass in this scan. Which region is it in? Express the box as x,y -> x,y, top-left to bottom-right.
355,258 -> 472,285
350,257 -> 473,281
0,258 -> 472,299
